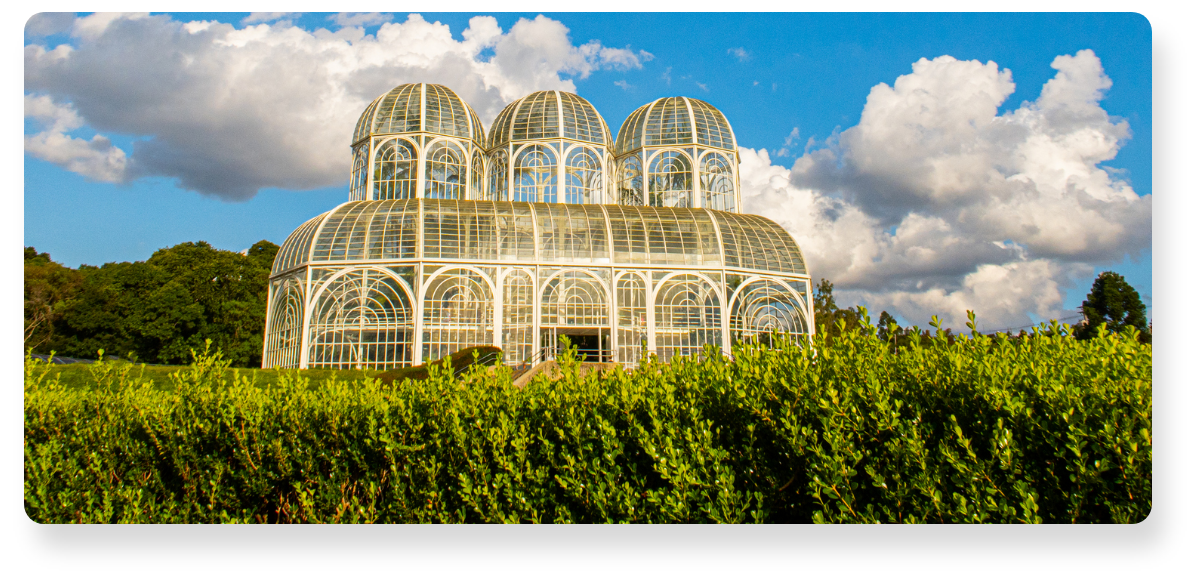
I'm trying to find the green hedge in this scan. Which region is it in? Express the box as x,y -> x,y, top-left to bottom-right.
24,317 -> 1151,523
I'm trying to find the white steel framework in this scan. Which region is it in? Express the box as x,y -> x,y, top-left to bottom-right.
263,83 -> 812,369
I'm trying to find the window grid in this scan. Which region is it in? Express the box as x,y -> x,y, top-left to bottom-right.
564,147 -> 603,205
616,273 -> 646,363
422,269 -> 493,363
424,141 -> 467,200
541,271 -> 609,328
264,278 -> 304,369
655,274 -> 722,359
730,279 -> 808,346
513,145 -> 557,203
617,155 -> 643,205
308,269 -> 413,369
647,151 -> 693,208
503,269 -> 535,365
373,138 -> 417,200
512,92 -> 560,141
488,151 -> 508,201
699,152 -> 736,212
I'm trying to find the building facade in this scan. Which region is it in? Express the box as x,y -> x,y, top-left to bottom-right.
263,83 -> 813,369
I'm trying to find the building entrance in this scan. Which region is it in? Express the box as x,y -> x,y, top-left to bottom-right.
542,327 -> 610,362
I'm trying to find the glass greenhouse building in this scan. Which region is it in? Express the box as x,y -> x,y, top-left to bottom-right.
263,83 -> 813,369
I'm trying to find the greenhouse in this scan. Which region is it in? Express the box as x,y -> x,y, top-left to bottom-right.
263,83 -> 813,369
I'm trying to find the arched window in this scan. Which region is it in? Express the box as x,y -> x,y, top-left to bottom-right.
422,269 -> 492,362
264,278 -> 304,369
308,269 -> 413,369
425,141 -> 467,200
729,279 -> 808,348
618,155 -> 643,206
699,152 -> 736,212
513,145 -> 557,203
647,151 -> 692,208
471,152 -> 485,200
349,144 -> 369,201
373,138 -> 417,200
488,151 -> 508,201
655,274 -> 721,359
564,147 -> 603,205
541,271 -> 609,329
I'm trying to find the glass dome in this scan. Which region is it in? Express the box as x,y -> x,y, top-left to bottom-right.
487,90 -> 613,151
352,83 -> 486,147
615,96 -> 736,154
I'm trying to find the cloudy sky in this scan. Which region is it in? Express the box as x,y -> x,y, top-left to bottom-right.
23,12 -> 1152,331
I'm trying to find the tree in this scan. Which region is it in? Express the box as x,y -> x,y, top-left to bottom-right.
813,278 -> 865,338
876,310 -> 898,342
37,240 -> 280,366
24,247 -> 82,351
1075,271 -> 1150,342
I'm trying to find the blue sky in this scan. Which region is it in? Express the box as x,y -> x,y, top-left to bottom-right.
23,12 -> 1152,329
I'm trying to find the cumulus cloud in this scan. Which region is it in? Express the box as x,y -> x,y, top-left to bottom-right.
742,50 -> 1150,330
24,94 -> 128,182
24,12 -> 651,200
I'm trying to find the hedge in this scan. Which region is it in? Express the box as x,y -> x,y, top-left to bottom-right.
24,315 -> 1151,523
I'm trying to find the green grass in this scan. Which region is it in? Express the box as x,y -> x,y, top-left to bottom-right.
39,344 -> 505,393
40,362 -> 382,393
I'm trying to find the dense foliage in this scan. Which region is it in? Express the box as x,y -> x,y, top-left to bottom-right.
25,316 -> 1151,524
23,241 -> 278,367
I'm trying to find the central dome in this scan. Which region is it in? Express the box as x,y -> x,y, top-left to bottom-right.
352,83 -> 485,146
486,90 -> 612,151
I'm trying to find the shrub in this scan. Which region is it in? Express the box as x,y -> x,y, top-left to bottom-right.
24,316 -> 1151,523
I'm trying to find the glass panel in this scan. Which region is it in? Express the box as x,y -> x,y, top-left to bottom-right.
373,138 -> 417,200
424,140 -> 466,200
424,84 -> 470,138
349,144 -> 369,201
645,97 -> 693,146
309,269 -> 414,369
617,155 -> 643,206
422,269 -> 493,363
263,277 -> 304,369
564,147 -> 603,205
699,152 -> 736,212
654,274 -> 722,359
647,150 -> 692,208
540,271 -> 609,328
730,278 -> 808,346
471,153 -> 485,200
512,91 -> 560,142
513,145 -> 557,203
502,269 -> 535,365
616,272 -> 647,364
488,150 -> 508,201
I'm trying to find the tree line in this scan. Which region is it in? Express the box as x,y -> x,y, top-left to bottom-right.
813,271 -> 1150,345
24,241 -> 279,368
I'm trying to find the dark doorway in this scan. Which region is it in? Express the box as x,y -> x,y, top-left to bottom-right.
567,334 -> 600,361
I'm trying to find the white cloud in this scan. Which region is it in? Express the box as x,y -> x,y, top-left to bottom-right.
241,13 -> 300,26
329,13 -> 393,29
24,94 -> 128,183
24,13 -> 651,200
741,50 -> 1150,330
728,47 -> 750,62
25,12 -> 75,37
774,127 -> 801,158
614,80 -> 632,91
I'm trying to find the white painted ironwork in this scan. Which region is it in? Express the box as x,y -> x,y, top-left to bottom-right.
265,83 -> 811,370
